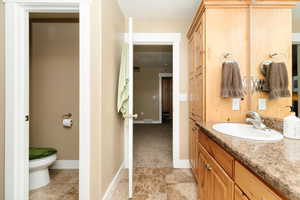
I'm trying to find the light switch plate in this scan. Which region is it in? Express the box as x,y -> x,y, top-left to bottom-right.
179,93 -> 188,102
258,98 -> 267,110
232,98 -> 240,111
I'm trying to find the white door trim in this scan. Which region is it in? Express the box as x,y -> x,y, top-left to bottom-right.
5,0 -> 91,199
293,33 -> 300,116
159,73 -> 173,124
125,33 -> 182,168
293,33 -> 300,44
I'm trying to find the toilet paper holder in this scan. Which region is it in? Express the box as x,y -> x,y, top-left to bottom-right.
62,113 -> 73,128
62,113 -> 72,118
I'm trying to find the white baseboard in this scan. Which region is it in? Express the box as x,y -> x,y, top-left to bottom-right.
102,162 -> 124,200
134,120 -> 162,124
173,159 -> 191,168
50,160 -> 79,169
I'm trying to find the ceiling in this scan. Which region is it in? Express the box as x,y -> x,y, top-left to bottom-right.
134,45 -> 172,68
118,0 -> 201,19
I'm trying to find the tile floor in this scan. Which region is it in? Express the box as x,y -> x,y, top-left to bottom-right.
110,168 -> 198,200
29,123 -> 198,200
111,123 -> 198,200
29,169 -> 79,200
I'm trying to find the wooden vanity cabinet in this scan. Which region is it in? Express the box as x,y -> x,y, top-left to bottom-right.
193,127 -> 284,200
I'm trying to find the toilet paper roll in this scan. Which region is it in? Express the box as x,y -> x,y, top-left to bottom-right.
63,119 -> 72,128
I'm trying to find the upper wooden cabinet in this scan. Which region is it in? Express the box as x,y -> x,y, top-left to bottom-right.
188,0 -> 297,122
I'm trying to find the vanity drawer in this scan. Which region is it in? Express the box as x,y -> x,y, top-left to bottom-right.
198,129 -> 234,178
235,161 -> 282,200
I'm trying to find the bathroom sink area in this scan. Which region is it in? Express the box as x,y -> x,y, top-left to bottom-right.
212,123 -> 283,141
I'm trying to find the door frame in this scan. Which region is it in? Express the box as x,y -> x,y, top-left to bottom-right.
5,0 -> 92,199
159,73 -> 173,123
293,33 -> 300,116
124,33 -> 185,168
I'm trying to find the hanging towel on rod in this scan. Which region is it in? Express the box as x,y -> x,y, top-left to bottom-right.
221,61 -> 244,98
117,43 -> 129,117
263,62 -> 291,99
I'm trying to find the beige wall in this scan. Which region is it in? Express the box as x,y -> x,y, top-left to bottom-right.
293,17 -> 300,33
30,22 -> 79,160
293,4 -> 300,32
134,67 -> 172,121
0,2 -> 4,200
132,19 -> 191,159
100,0 -> 125,198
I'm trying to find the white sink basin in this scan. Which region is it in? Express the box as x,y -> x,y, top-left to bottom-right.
212,123 -> 283,141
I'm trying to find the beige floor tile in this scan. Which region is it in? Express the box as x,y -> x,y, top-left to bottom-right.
166,183 -> 198,200
29,170 -> 79,200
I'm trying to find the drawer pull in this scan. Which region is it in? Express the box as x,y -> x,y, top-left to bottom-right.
205,163 -> 212,171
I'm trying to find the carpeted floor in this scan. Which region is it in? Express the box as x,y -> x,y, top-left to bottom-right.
134,123 -> 173,168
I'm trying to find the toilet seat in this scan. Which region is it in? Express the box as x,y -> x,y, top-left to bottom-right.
30,147 -> 57,160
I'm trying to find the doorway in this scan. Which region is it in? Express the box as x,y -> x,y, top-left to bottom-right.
292,44 -> 300,116
28,13 -> 79,199
133,45 -> 173,168
5,1 -> 91,199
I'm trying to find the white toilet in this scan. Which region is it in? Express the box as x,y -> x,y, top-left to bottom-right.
29,148 -> 57,190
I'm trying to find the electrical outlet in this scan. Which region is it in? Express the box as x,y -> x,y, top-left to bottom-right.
232,98 -> 240,111
258,98 -> 267,110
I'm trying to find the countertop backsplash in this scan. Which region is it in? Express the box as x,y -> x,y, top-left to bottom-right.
261,116 -> 284,133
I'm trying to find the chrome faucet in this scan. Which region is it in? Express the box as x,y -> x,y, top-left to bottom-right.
246,111 -> 267,130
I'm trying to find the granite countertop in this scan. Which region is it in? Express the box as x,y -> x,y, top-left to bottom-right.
196,121 -> 300,200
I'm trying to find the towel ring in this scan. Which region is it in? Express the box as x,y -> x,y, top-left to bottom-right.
221,53 -> 236,63
260,53 -> 287,76
260,60 -> 272,76
269,52 -> 287,62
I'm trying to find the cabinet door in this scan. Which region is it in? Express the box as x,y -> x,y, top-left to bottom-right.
194,26 -> 202,75
190,76 -> 196,117
189,120 -> 193,167
235,162 -> 282,200
208,158 -> 234,200
235,186 -> 250,200
191,123 -> 198,180
199,143 -> 234,200
195,73 -> 204,121
188,37 -> 195,116
198,147 -> 209,200
188,36 -> 195,77
190,120 -> 198,181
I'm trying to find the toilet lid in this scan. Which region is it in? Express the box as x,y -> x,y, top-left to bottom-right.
29,147 -> 57,160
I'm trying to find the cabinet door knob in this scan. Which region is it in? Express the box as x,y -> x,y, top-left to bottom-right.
205,163 -> 212,171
